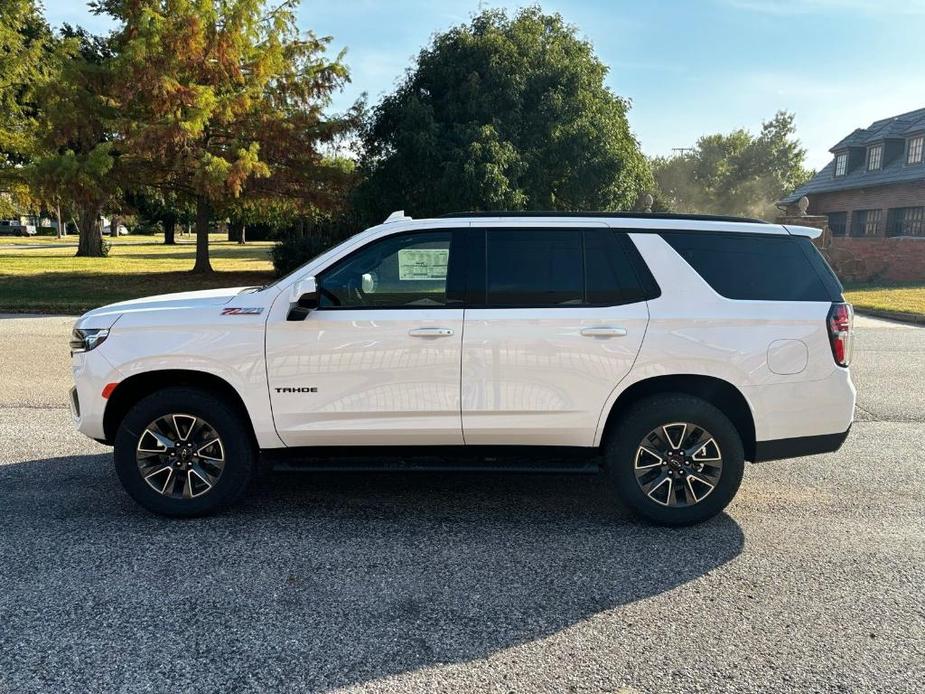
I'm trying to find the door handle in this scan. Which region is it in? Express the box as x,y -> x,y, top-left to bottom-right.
409,327 -> 455,337
580,326 -> 627,337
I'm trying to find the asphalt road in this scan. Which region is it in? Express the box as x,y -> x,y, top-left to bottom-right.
1,314 -> 923,693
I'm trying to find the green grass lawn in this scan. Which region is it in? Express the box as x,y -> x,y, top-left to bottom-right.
844,283 -> 925,320
0,233 -> 275,314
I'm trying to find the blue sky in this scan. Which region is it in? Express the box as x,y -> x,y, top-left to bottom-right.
43,0 -> 925,169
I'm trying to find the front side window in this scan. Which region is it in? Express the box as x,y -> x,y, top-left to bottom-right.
907,135 -> 924,165
834,153 -> 848,176
318,230 -> 460,308
867,145 -> 883,171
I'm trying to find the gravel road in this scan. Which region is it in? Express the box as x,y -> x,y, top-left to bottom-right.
1,313 -> 923,693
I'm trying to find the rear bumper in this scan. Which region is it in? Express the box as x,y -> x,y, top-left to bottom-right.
753,425 -> 851,462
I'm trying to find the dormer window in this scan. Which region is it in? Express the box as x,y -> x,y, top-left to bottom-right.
867,144 -> 883,171
908,135 -> 924,165
834,152 -> 848,176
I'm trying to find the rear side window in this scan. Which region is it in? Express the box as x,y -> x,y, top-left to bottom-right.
660,232 -> 837,301
480,228 -> 653,307
486,229 -> 583,306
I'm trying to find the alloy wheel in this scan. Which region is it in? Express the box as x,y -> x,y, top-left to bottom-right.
135,414 -> 225,499
633,422 -> 723,507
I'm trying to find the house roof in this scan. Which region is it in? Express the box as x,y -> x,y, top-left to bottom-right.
782,107 -> 925,203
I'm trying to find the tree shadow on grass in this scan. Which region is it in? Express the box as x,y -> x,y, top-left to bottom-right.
0,453 -> 744,693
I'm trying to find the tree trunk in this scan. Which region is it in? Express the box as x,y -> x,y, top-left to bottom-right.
110,214 -> 120,238
238,224 -> 246,245
163,218 -> 176,245
75,208 -> 104,257
55,205 -> 63,239
192,196 -> 213,273
228,220 -> 244,243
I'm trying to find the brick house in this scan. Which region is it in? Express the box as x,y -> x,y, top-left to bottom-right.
781,108 -> 925,283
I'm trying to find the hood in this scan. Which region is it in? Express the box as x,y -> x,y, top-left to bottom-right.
75,287 -> 253,328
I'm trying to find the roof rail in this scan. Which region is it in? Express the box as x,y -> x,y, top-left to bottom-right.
384,210 -> 412,223
437,211 -> 769,224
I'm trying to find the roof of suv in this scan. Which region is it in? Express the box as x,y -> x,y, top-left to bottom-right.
380,210 -> 821,238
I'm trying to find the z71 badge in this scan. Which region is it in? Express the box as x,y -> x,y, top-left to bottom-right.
221,307 -> 264,315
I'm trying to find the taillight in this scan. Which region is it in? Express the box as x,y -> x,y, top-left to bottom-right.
827,302 -> 853,367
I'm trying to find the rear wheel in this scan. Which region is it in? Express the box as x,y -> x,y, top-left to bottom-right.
605,394 -> 744,526
114,387 -> 256,517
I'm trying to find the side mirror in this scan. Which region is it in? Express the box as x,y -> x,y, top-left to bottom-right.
287,276 -> 318,321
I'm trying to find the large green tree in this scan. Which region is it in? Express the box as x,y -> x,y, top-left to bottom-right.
652,111 -> 811,219
0,0 -> 50,165
96,0 -> 359,272
0,0 -> 54,219
354,7 -> 652,222
23,25 -> 120,256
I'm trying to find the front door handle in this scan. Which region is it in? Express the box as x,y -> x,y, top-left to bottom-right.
580,326 -> 627,337
409,327 -> 455,337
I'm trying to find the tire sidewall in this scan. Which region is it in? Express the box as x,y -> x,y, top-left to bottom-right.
114,387 -> 255,517
606,395 -> 745,526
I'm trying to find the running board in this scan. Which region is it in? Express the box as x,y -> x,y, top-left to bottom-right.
264,446 -> 603,474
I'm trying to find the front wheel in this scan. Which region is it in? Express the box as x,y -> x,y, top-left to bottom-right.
604,394 -> 744,526
114,387 -> 256,517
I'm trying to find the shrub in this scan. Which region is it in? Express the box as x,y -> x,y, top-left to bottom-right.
271,216 -> 361,277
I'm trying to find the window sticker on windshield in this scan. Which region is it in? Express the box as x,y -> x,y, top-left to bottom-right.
398,248 -> 448,280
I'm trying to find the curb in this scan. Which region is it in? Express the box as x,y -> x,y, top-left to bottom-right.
854,308 -> 925,325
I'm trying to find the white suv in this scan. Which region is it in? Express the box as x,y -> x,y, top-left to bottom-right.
69,212 -> 855,525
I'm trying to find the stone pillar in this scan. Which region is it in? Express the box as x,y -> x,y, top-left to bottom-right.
775,196 -> 829,249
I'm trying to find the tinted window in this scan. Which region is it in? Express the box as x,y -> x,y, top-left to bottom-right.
486,229 -> 583,306
585,230 -> 648,304
319,230 -> 459,308
660,232 -> 834,301
481,228 -> 650,307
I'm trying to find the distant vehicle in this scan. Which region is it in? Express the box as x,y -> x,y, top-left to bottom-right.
69,210 -> 855,525
102,224 -> 129,236
0,219 -> 37,236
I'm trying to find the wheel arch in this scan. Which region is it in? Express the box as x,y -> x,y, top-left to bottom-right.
103,370 -> 257,446
599,374 -> 757,461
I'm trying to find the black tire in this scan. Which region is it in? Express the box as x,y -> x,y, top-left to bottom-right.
114,387 -> 256,517
604,394 -> 744,526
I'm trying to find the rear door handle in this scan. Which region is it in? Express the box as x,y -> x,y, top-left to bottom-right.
580,326 -> 627,337
409,327 -> 455,337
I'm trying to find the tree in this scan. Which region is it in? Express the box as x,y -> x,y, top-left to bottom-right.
652,111 -> 811,219
124,188 -> 192,244
0,0 -> 50,166
24,26 -> 120,256
353,7 -> 652,222
96,0 -> 359,273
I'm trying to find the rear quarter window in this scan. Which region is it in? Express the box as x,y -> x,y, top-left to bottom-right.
660,232 -> 839,302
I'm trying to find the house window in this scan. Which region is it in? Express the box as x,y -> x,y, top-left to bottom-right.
827,212 -> 848,237
867,145 -> 882,171
851,209 -> 883,237
907,135 -> 924,165
887,207 -> 925,237
834,153 -> 848,176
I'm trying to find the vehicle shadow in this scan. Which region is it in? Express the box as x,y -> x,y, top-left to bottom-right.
0,453 -> 744,693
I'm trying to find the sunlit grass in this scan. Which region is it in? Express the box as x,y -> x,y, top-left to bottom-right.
0,234 -> 275,314
844,283 -> 925,319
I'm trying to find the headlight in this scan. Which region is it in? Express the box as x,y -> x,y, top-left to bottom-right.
69,328 -> 109,354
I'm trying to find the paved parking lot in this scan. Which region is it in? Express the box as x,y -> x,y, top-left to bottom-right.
1,314 -> 923,693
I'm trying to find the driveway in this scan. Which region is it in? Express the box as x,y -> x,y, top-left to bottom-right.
1,314 -> 923,693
